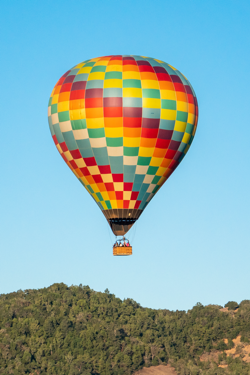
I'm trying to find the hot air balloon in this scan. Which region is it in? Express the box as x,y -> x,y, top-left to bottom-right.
48,55 -> 198,255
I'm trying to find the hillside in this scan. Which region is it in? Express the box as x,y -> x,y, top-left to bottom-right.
0,284 -> 250,374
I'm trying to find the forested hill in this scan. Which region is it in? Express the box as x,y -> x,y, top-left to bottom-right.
0,284 -> 250,375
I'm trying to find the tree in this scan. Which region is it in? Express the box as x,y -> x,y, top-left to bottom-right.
225,301 -> 239,311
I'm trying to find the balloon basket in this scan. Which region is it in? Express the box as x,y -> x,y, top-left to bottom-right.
113,246 -> 132,256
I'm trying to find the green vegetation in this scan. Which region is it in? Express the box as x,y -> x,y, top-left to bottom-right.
0,284 -> 250,374
224,301 -> 239,311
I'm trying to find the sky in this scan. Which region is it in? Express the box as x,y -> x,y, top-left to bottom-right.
0,0 -> 250,311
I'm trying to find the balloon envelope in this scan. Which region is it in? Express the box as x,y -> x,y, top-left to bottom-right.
48,55 -> 198,235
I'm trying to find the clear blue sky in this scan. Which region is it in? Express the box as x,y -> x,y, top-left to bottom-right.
1,0 -> 250,311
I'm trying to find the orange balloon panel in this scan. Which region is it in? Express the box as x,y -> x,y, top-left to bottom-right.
48,56 -> 198,235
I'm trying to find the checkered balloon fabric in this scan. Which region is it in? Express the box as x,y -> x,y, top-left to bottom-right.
48,55 -> 198,235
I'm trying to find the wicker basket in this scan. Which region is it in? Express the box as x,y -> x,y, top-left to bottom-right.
113,246 -> 132,256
